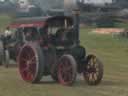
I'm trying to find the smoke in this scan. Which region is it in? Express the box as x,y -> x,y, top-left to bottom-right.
30,0 -> 64,11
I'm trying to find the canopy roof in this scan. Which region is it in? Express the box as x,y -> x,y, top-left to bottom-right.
9,16 -> 73,28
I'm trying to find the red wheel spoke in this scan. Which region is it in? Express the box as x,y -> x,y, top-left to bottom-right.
60,64 -> 72,82
30,65 -> 36,74
21,67 -> 28,73
20,58 -> 28,62
58,55 -> 76,85
29,61 -> 36,65
24,50 -> 34,60
26,72 -> 33,80
23,51 -> 31,59
29,56 -> 36,63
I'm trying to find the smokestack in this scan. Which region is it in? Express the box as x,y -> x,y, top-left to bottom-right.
64,0 -> 78,15
72,9 -> 80,44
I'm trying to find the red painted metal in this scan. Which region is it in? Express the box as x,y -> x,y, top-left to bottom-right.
18,46 -> 37,82
9,21 -> 46,28
58,57 -> 74,85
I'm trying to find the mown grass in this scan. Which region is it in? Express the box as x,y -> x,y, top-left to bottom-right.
0,15 -> 12,32
0,16 -> 128,96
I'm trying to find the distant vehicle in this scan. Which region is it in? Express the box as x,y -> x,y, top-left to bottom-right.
78,0 -> 113,6
76,0 -> 128,27
15,0 -> 42,17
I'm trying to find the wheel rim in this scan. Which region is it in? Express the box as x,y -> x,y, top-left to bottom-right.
18,46 -> 38,82
84,56 -> 100,83
58,57 -> 74,85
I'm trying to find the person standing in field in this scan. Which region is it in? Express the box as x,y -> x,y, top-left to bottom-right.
4,27 -> 12,38
4,27 -> 13,49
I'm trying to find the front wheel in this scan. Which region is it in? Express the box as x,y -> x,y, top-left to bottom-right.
83,55 -> 103,85
58,55 -> 77,86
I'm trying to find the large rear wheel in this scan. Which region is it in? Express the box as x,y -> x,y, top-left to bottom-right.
83,55 -> 103,85
17,43 -> 44,83
58,55 -> 77,86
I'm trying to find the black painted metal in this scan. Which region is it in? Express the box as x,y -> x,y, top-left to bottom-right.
73,9 -> 80,44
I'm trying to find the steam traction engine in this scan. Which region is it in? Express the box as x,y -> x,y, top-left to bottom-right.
12,10 -> 103,86
1,0 -> 104,86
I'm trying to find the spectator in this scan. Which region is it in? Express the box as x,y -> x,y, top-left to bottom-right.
4,27 -> 12,38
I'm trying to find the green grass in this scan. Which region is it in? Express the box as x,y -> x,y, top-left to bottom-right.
0,16 -> 128,96
0,15 -> 12,32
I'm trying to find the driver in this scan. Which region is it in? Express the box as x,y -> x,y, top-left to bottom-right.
55,28 -> 70,46
55,27 -> 74,46
55,28 -> 65,44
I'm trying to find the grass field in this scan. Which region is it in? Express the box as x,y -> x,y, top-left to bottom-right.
0,15 -> 12,32
0,16 -> 128,96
